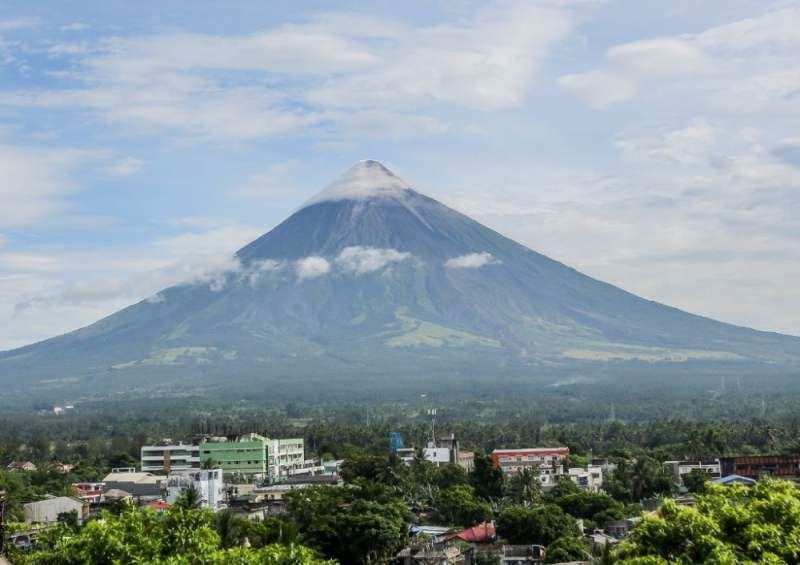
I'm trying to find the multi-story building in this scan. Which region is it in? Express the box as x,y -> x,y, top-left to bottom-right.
141,434 -> 306,481
141,441 -> 201,473
491,447 -> 570,488
200,434 -> 269,479
568,465 -> 604,492
719,454 -> 800,482
491,447 -> 570,477
166,469 -> 226,512
663,459 -> 721,484
267,438 -> 305,478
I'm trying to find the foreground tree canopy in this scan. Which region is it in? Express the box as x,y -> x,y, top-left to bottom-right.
11,503 -> 332,565
616,478 -> 800,564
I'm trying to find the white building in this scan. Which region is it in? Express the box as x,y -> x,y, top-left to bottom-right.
568,466 -> 604,492
166,469 -> 226,512
141,442 -> 201,473
267,438 -> 305,479
663,459 -> 721,484
422,443 -> 451,467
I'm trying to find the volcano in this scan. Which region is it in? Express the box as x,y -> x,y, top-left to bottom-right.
2,160 -> 799,398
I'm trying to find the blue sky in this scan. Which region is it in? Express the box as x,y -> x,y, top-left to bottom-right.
1,0 -> 799,349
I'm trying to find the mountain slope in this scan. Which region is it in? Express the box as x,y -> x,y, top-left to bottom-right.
2,160 -> 799,397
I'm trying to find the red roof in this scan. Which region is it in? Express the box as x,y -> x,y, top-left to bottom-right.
146,501 -> 171,511
444,522 -> 496,543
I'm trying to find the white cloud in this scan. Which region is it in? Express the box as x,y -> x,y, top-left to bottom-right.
445,252 -> 498,269
0,143 -> 88,228
1,221 -> 261,348
559,7 -> 800,112
558,71 -> 635,109
234,162 -> 300,201
615,118 -> 716,165
335,246 -> 411,274
0,18 -> 38,32
106,157 -> 143,176
0,3 -> 576,142
295,256 -> 331,280
60,22 -> 91,33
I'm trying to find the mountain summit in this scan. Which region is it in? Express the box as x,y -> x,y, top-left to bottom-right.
2,161 -> 799,398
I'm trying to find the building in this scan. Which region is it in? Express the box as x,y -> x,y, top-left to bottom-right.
195,434 -> 305,480
24,496 -> 87,525
7,461 -> 37,472
492,448 -> 570,488
395,541 -> 474,564
267,437 -> 305,479
71,482 -> 105,504
54,462 -> 74,474
102,468 -> 163,498
394,447 -> 416,466
498,545 -> 546,564
719,454 -> 800,481
457,451 -> 475,473
141,441 -> 201,473
663,459 -> 721,484
199,435 -> 269,478
568,466 -> 603,492
604,518 -> 641,539
713,474 -> 757,486
166,469 -> 226,511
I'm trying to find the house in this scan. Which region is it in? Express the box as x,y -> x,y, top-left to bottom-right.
499,545 -> 546,564
567,466 -> 603,492
103,488 -> 133,502
719,454 -> 800,482
71,482 -> 105,504
491,448 -> 570,488
165,469 -> 226,512
102,468 -> 163,498
443,521 -> 496,543
24,496 -> 87,525
587,530 -> 619,553
395,541 -> 474,564
604,518 -> 641,539
663,459 -> 721,484
54,462 -> 74,474
713,474 -> 757,486
457,451 -> 475,472
7,461 -> 37,472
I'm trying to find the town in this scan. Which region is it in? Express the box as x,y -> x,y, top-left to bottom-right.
2,418 -> 796,564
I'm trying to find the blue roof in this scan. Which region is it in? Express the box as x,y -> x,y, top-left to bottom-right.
713,474 -> 757,486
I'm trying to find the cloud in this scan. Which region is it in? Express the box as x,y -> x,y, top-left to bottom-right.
234,162 -> 301,201
445,252 -> 499,269
0,3 -> 576,142
335,246 -> 411,274
615,118 -> 716,165
0,143 -> 88,228
106,157 -> 143,176
60,22 -> 91,33
3,221 -> 261,348
242,259 -> 284,286
558,71 -> 635,109
295,256 -> 331,280
559,7 -> 800,112
0,18 -> 38,32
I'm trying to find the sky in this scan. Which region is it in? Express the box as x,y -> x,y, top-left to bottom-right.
1,0 -> 799,350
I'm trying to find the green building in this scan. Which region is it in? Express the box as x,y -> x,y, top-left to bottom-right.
197,433 -> 305,480
199,434 -> 269,478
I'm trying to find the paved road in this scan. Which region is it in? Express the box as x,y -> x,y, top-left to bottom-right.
0,555 -> 11,564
